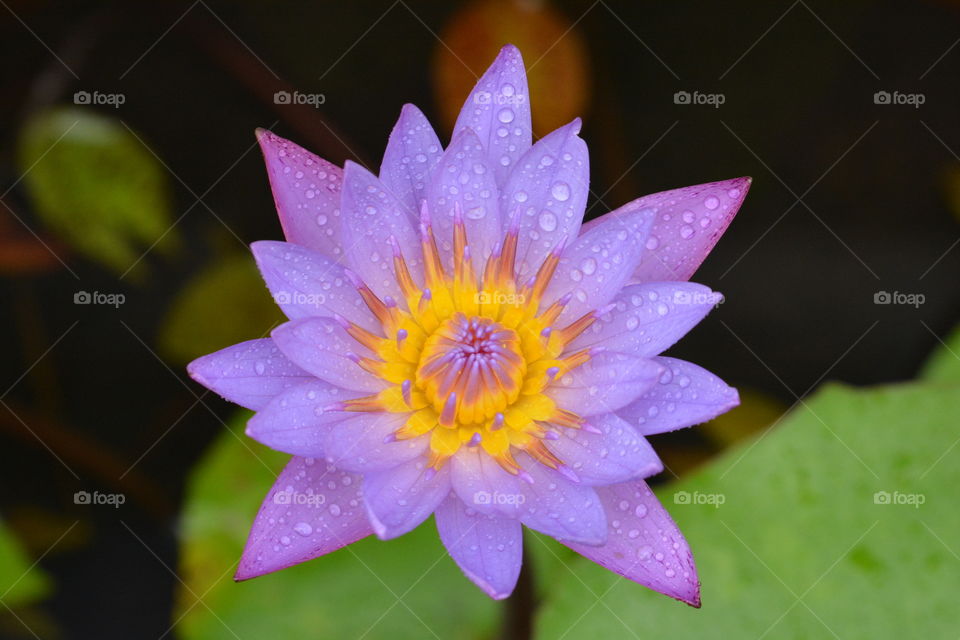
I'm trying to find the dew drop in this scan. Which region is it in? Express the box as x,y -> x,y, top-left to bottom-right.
551,182 -> 571,202
538,211 -> 558,232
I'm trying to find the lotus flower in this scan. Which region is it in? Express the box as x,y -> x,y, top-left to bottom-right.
188,44 -> 749,606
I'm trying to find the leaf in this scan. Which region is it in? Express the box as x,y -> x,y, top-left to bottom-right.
0,519 -> 51,608
535,380 -> 960,638
176,412 -> 500,640
921,323 -> 960,383
159,254 -> 285,364
16,107 -> 177,276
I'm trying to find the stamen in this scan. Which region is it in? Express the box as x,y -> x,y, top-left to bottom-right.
439,392 -> 458,427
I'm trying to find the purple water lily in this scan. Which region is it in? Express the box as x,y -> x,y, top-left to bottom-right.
188,44 -> 748,606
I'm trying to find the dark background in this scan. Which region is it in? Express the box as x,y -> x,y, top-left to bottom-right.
1,0 -> 958,637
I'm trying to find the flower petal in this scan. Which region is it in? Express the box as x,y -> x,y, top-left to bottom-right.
271,317 -> 385,392
187,338 -> 311,410
251,240 -> 379,332
543,205 -> 653,324
255,129 -> 344,258
583,177 -> 751,282
449,447 -> 522,518
235,456 -> 371,580
548,412 -> 662,486
339,161 -> 423,300
618,357 -> 739,436
453,44 -> 531,186
563,479 -> 700,607
502,119 -> 589,282
427,128 -> 501,272
379,104 -> 443,215
324,412 -> 428,473
435,496 -> 522,600
569,282 -> 720,357
516,453 -> 607,545
246,380 -> 355,457
362,457 -> 451,539
547,351 -> 663,417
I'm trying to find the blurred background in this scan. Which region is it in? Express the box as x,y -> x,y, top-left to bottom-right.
1,0 -> 959,638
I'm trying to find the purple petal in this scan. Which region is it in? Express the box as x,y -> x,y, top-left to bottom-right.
453,44 -> 531,186
618,357 -> 739,436
323,412 -> 428,473
271,317 -> 385,392
547,351 -> 663,417
379,104 -> 443,215
339,161 -> 423,300
547,412 -> 662,486
187,338 -> 311,411
502,120 -> 589,282
362,457 -> 451,539
564,480 -> 700,607
427,128 -> 501,272
435,496 -> 522,600
235,456 -> 371,581
246,380 -> 355,457
543,205 -> 653,324
449,447 -> 523,518
569,282 -> 720,357
583,177 -> 751,282
255,129 -> 344,258
251,240 -> 379,332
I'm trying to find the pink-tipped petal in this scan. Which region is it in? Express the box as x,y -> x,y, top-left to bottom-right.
502,119 -> 589,282
564,480 -> 701,607
618,357 -> 739,436
235,456 -> 371,580
246,380 -> 355,457
427,128 -> 501,271
570,282 -> 721,357
380,104 -> 443,215
435,496 -> 522,600
362,457 -> 451,539
255,129 -> 344,257
547,352 -> 663,417
323,412 -> 428,473
271,317 -> 385,392
187,338 -> 311,411
251,240 -> 379,332
453,44 -> 531,186
548,412 -> 662,486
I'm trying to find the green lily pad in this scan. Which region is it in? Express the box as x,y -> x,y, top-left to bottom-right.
0,520 -> 51,609
921,323 -> 960,383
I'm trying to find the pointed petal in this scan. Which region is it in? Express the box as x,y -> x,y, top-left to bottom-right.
618,357 -> 739,435
187,339 -> 311,410
324,412 -> 428,473
427,128 -> 501,271
569,282 -> 721,356
502,119 -> 589,282
453,44 -> 531,185
339,161 -> 422,300
235,456 -> 371,580
516,453 -> 607,545
564,480 -> 700,607
547,352 -> 663,417
255,129 -> 344,257
362,458 -> 451,539
548,412 -> 662,486
543,205 -> 653,325
246,380 -> 355,457
379,104 -> 443,215
251,240 -> 379,332
271,317 -> 385,392
435,496 -> 522,600
450,447 -> 524,518
584,177 -> 751,282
